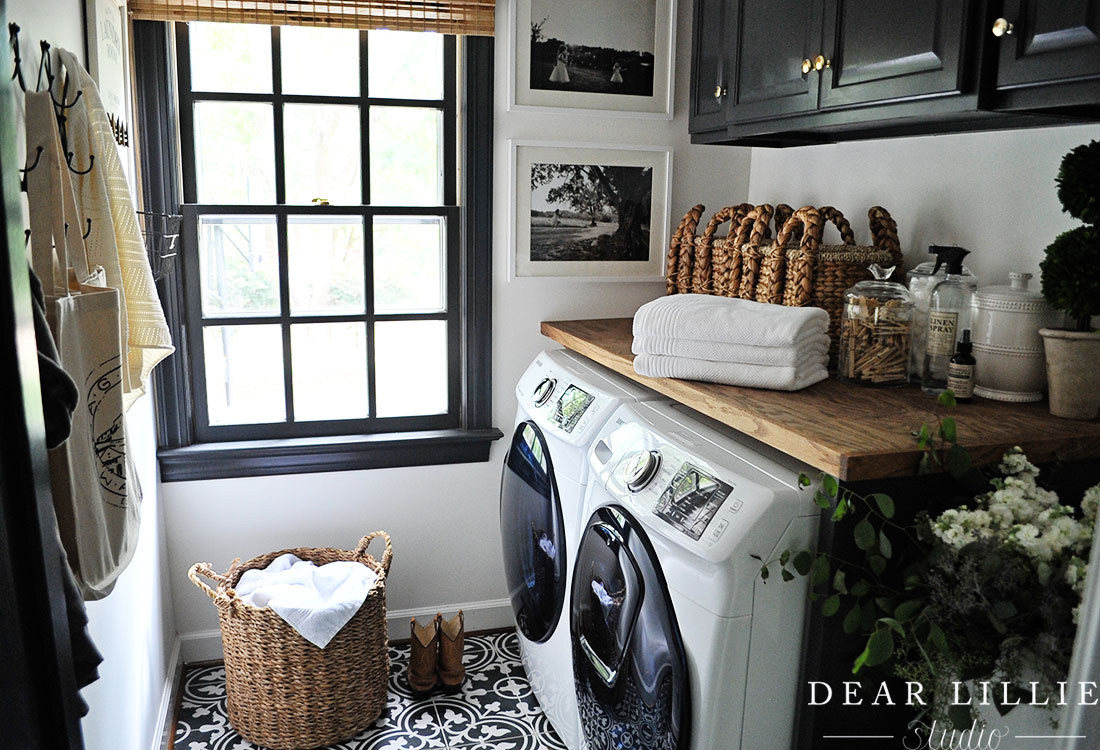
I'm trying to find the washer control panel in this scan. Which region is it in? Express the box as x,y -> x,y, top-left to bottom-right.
653,462 -> 734,541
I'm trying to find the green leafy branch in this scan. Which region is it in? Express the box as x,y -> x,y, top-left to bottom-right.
915,390 -> 971,478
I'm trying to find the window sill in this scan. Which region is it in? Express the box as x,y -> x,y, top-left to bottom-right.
157,427 -> 504,482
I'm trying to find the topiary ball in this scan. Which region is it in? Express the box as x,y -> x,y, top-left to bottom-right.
1056,140 -> 1100,226
1040,225 -> 1100,331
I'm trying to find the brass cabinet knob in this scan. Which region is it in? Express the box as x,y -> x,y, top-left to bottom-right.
992,17 -> 1014,37
813,54 -> 831,71
801,58 -> 812,74
713,84 -> 727,99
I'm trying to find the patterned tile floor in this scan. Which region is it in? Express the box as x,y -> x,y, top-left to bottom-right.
174,630 -> 567,750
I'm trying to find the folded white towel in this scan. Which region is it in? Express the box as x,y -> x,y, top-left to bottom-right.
633,353 -> 828,391
235,553 -> 379,648
633,294 -> 829,347
632,334 -> 829,368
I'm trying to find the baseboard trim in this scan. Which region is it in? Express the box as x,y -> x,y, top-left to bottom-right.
176,598 -> 515,665
153,636 -> 182,750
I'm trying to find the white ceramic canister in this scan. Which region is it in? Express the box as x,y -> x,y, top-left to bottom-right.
969,272 -> 1064,402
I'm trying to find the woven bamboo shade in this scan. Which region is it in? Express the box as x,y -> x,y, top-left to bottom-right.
129,0 -> 495,36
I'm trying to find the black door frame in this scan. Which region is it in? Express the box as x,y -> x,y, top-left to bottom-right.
0,0 -> 86,744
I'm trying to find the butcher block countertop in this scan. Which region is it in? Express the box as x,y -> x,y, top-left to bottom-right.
541,318 -> 1100,482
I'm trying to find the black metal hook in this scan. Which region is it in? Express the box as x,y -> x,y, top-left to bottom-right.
35,40 -> 81,110
82,218 -> 92,240
35,39 -> 49,92
9,23 -> 25,93
24,229 -> 31,247
66,151 -> 93,176
19,145 -> 43,192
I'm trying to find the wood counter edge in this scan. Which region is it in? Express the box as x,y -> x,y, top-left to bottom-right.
540,319 -> 1100,483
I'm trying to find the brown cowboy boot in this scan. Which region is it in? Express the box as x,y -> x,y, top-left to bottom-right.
408,615 -> 439,698
437,610 -> 465,693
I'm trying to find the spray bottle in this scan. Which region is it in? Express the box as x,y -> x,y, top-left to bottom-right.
922,246 -> 972,394
907,246 -> 978,382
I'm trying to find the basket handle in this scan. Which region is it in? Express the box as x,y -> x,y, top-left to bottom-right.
773,204 -> 795,238
818,206 -> 856,245
777,206 -> 824,307
731,204 -> 774,245
355,531 -> 393,574
188,562 -> 238,609
776,206 -> 824,255
867,206 -> 903,268
702,203 -> 753,242
677,206 -> 705,294
666,205 -> 702,294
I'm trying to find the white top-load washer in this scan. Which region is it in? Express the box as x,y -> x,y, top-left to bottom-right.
500,350 -> 659,749
570,400 -> 819,750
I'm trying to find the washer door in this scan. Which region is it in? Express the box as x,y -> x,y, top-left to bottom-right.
572,506 -> 690,750
500,421 -> 567,644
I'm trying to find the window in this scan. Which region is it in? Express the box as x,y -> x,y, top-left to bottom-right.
136,21 -> 498,479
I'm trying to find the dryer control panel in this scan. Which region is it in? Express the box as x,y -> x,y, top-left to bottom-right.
516,351 -> 626,447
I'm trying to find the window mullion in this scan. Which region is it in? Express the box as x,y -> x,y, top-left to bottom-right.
360,32 -> 378,421
272,27 -> 286,205
277,213 -> 294,424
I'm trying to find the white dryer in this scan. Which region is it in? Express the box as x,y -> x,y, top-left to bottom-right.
500,350 -> 657,749
570,401 -> 819,750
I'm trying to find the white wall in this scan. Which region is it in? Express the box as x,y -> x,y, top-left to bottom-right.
161,1 -> 754,651
747,124 -> 1100,285
7,2 -> 177,749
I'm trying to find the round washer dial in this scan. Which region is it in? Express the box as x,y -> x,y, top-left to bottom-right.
532,377 -> 557,406
624,450 -> 662,492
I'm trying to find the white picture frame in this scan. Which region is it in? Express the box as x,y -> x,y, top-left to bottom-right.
509,0 -> 676,119
510,140 -> 672,281
85,0 -> 127,117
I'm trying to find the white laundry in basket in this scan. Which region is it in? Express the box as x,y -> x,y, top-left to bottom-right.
235,553 -> 379,648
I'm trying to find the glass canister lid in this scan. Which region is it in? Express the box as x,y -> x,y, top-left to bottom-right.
847,265 -> 913,303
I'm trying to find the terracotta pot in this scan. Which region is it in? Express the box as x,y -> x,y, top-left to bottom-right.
1039,328 -> 1100,420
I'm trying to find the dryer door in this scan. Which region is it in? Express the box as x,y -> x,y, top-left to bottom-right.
572,506 -> 690,750
500,421 -> 567,644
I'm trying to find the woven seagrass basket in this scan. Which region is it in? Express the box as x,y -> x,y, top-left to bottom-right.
188,532 -> 393,750
781,205 -> 903,364
664,203 -> 900,366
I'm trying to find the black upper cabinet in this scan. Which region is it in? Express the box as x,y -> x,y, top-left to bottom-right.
991,0 -> 1100,110
692,0 -> 1100,145
819,0 -> 969,109
689,0 -> 731,133
727,0 -> 822,123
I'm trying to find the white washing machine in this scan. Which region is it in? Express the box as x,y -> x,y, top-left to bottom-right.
570,400 -> 819,750
500,350 -> 658,749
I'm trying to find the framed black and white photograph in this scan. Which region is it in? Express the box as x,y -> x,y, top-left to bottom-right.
510,0 -> 675,118
510,141 -> 671,280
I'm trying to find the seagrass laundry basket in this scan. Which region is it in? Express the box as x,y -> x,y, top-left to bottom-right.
188,532 -> 393,750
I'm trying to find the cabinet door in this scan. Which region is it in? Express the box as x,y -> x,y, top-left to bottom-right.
728,0 -> 824,123
690,0 -> 731,134
818,0 -> 969,109
994,0 -> 1100,90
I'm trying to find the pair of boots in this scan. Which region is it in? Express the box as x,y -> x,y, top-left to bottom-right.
408,611 -> 464,697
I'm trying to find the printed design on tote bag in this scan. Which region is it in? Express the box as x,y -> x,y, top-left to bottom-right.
86,355 -> 126,506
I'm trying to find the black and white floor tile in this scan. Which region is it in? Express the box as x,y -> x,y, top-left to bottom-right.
174,631 -> 568,750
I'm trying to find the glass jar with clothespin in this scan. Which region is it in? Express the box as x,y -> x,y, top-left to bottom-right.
838,265 -> 913,386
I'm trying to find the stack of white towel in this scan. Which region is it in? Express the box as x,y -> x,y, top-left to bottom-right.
632,294 -> 831,391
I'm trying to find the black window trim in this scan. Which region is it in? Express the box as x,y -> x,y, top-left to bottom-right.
133,21 -> 500,481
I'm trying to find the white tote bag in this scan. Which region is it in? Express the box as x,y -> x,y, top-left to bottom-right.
25,91 -> 138,600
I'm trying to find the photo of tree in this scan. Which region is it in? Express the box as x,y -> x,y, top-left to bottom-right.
529,162 -> 653,262
529,0 -> 656,97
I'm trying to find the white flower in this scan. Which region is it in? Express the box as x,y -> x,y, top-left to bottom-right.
1083,484 -> 1100,524
999,447 -> 1040,478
